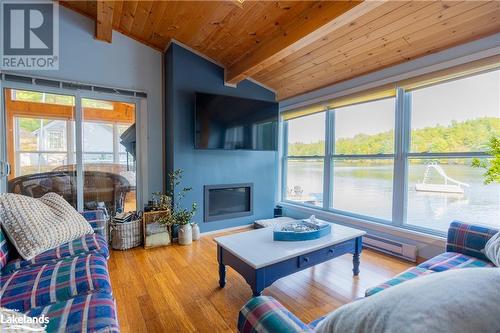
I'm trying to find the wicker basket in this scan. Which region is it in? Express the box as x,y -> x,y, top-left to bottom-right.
110,219 -> 143,250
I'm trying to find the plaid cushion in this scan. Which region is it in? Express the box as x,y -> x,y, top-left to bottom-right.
365,266 -> 433,297
419,252 -> 494,272
447,221 -> 498,262
25,292 -> 119,333
0,227 -> 13,271
2,234 -> 109,274
238,296 -> 311,333
1,253 -> 111,312
81,210 -> 108,242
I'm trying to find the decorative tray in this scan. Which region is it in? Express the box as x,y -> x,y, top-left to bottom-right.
273,218 -> 331,241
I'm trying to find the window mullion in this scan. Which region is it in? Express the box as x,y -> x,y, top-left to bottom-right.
75,94 -> 84,211
392,88 -> 408,226
281,121 -> 289,202
323,109 -> 334,209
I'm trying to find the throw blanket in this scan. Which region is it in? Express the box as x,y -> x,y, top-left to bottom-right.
315,268 -> 500,333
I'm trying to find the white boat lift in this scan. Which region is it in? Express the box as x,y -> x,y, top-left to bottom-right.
415,162 -> 470,194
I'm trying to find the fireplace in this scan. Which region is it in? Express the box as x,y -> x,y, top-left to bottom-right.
204,183 -> 253,222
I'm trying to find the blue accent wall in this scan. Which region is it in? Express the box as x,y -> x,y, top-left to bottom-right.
165,43 -> 277,232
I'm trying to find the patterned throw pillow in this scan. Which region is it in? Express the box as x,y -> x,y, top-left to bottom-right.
0,193 -> 94,260
484,231 -> 500,267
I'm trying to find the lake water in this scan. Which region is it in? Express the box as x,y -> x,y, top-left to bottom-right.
286,161 -> 500,232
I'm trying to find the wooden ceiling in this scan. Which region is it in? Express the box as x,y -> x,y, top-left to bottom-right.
59,1 -> 500,100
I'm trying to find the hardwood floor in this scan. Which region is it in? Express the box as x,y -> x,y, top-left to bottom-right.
108,228 -> 413,333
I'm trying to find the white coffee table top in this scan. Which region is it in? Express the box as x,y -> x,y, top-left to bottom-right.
214,221 -> 366,269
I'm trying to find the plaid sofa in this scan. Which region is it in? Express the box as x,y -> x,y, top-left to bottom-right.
1,210 -> 119,333
237,221 -> 498,333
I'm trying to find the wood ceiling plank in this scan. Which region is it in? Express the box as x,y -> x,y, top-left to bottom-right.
130,1 -> 154,37
225,0 -> 367,85
119,0 -> 139,33
185,2 -> 239,50
174,2 -> 224,45
149,2 -> 180,49
205,1 -> 270,53
253,0 -> 429,83
218,1 -> 316,66
276,3 -> 500,99
263,0 -> 486,89
195,1 -> 262,59
261,0 -> 464,87
141,1 -> 169,43
252,0 -> 408,82
112,0 -> 123,28
96,0 -> 115,43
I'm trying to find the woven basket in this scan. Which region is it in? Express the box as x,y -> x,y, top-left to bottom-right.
110,219 -> 143,250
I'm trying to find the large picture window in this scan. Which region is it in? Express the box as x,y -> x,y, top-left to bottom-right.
282,67 -> 500,235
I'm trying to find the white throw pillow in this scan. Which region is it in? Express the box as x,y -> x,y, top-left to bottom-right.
484,231 -> 500,266
0,193 -> 93,260
315,268 -> 500,333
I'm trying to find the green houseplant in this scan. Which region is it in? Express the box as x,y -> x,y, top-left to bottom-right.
162,169 -> 197,245
472,137 -> 500,184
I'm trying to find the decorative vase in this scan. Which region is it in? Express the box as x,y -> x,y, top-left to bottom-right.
191,223 -> 200,241
178,224 -> 192,245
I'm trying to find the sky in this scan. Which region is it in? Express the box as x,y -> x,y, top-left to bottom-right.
288,69 -> 500,143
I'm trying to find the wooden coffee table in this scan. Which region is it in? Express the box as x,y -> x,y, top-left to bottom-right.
214,221 -> 366,296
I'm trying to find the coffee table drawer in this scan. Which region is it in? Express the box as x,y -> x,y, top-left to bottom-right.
298,246 -> 337,268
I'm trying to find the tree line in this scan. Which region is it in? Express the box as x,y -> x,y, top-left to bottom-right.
288,117 -> 499,156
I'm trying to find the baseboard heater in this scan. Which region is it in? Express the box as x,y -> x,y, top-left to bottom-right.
363,234 -> 418,262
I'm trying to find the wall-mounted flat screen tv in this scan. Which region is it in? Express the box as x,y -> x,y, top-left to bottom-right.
195,92 -> 278,150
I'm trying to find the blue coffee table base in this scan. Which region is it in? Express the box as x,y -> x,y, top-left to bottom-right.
218,236 -> 362,296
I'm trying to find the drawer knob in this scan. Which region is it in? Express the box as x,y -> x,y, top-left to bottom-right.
303,257 -> 309,262
328,249 -> 334,254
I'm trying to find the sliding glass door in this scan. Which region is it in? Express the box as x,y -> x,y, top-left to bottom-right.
1,87 -> 138,216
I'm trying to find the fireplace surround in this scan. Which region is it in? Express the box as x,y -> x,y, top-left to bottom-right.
204,183 -> 253,222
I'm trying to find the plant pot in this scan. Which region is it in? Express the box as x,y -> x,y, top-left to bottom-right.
178,224 -> 193,245
191,223 -> 200,241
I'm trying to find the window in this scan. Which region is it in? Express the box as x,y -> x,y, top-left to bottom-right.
331,98 -> 395,220
406,70 -> 500,232
284,112 -> 325,207
47,131 -> 64,150
282,66 -> 500,235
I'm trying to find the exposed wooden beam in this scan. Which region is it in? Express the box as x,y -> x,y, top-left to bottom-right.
224,1 -> 386,85
96,0 -> 115,43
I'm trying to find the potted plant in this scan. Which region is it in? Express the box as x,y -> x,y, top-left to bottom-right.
162,169 -> 197,245
472,137 -> 500,184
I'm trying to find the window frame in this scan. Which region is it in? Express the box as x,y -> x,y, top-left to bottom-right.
282,111 -> 327,209
281,69 -> 498,237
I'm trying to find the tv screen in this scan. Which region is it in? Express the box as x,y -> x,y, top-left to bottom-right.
195,92 -> 278,150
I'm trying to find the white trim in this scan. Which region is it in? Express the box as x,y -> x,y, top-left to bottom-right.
280,201 -> 446,247
169,39 -> 224,68
199,224 -> 252,237
246,77 -> 277,95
